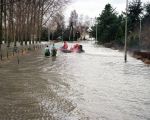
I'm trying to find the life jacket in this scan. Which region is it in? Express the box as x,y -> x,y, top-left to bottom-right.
63,42 -> 68,49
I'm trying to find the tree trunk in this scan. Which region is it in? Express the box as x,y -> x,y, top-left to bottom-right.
0,0 -> 3,60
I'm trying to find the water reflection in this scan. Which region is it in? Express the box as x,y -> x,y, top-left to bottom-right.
0,41 -> 150,120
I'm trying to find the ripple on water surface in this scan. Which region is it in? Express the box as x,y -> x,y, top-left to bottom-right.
0,41 -> 150,120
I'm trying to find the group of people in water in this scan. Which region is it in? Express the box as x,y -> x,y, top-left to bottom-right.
61,41 -> 84,53
45,43 -> 57,57
45,41 -> 84,57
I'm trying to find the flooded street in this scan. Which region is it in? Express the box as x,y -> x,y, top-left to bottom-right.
0,41 -> 150,120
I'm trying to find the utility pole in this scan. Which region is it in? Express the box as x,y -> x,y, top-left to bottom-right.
90,18 -> 93,40
124,0 -> 128,63
95,17 -> 97,42
139,17 -> 141,51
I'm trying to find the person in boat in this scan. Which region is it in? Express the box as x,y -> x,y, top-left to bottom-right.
74,44 -> 79,49
45,45 -> 50,56
70,44 -> 84,53
62,41 -> 68,49
70,43 -> 79,52
51,43 -> 57,57
78,45 -> 85,53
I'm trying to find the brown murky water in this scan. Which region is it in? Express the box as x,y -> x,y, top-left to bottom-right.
0,41 -> 150,120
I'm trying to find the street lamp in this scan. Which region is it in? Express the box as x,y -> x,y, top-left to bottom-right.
124,0 -> 128,63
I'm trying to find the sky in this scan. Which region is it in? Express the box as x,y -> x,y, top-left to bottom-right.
64,0 -> 149,22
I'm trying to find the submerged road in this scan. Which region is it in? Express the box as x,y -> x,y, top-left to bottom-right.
0,41 -> 150,120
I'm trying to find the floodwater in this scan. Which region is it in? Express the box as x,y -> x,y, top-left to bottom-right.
0,41 -> 150,120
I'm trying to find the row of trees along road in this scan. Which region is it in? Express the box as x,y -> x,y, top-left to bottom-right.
90,0 -> 150,50
46,10 -> 91,41
0,0 -> 70,59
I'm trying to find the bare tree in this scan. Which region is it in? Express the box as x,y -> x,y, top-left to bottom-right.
0,0 -> 3,59
0,0 -> 70,58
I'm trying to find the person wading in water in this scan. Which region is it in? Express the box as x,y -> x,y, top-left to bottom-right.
45,45 -> 50,56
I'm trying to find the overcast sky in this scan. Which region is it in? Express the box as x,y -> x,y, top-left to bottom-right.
64,0 -> 149,22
